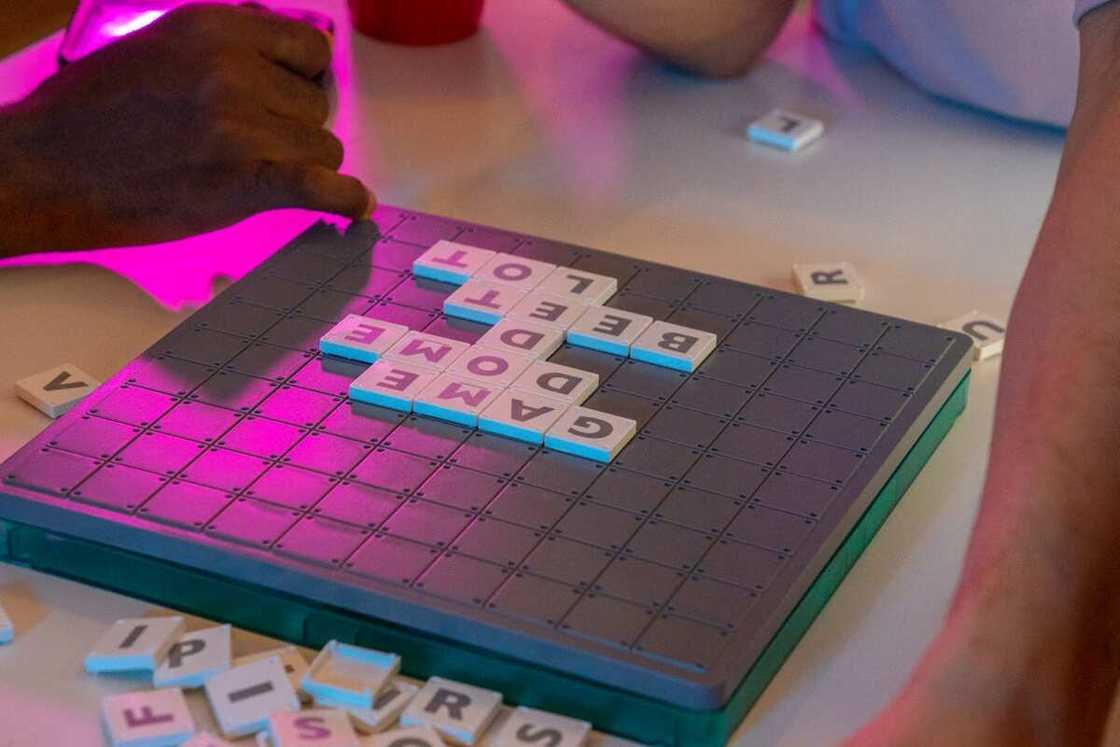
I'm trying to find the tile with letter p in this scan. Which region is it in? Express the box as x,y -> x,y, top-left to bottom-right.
320,314 -> 409,364
102,688 -> 195,747
401,676 -> 502,746
153,624 -> 232,689
792,262 -> 865,303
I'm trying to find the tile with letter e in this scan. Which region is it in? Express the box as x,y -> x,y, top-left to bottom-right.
102,688 -> 194,747
384,332 -> 470,371
443,281 -> 527,325
320,315 -> 409,363
233,646 -> 309,702
479,389 -> 569,445
630,321 -> 718,373
302,640 -> 400,710
512,361 -> 598,404
369,726 -> 448,747
401,676 -> 502,746
153,624 -> 232,689
448,348 -> 534,389
792,262 -> 864,303
414,374 -> 504,428
543,406 -> 636,463
508,292 -> 587,330
477,319 -> 565,361
347,679 -> 419,734
351,360 -> 438,413
747,108 -> 824,152
16,363 -> 101,418
205,656 -> 301,738
267,709 -> 359,747
85,616 -> 185,674
565,307 -> 652,357
939,310 -> 1006,361
489,706 -> 591,747
473,253 -> 556,291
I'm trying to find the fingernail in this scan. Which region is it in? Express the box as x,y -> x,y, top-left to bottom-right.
365,190 -> 378,219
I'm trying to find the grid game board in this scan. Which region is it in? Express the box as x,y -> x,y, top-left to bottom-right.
0,207 -> 972,744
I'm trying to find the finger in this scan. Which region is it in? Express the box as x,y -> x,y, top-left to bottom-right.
246,161 -> 374,219
254,63 -> 330,125
236,5 -> 332,78
261,116 -> 345,169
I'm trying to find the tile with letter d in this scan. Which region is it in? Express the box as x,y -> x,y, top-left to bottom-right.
535,266 -> 618,306
346,679 -> 419,734
630,320 -> 718,372
477,319 -> 565,361
153,623 -> 231,689
939,310 -> 1006,361
413,240 -> 497,285
511,361 -> 598,404
444,281 -> 527,325
301,639 -> 401,710
401,676 -> 502,746
565,307 -> 652,357
544,406 -> 637,463
747,108 -> 824,152
447,347 -> 535,389
351,360 -> 439,413
479,389 -> 570,445
473,253 -> 556,291
267,709 -> 360,747
102,687 -> 195,747
85,616 -> 185,674
204,656 -> 301,738
384,332 -> 471,371
16,363 -> 101,418
488,706 -> 591,747
320,314 -> 409,363
369,726 -> 448,747
508,292 -> 587,330
792,262 -> 864,303
414,375 -> 505,428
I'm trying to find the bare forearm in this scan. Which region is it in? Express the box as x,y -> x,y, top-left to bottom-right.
561,0 -> 794,78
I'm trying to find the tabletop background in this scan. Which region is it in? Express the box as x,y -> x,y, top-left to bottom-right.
0,0 -> 1080,744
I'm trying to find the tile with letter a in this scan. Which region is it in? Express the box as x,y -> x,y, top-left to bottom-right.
233,646 -> 309,703
473,253 -> 556,291
102,687 -> 195,747
153,624 -> 232,689
477,319 -> 565,361
511,360 -> 598,404
351,360 -> 439,413
0,600 -> 11,644
369,726 -> 448,747
565,307 -> 653,357
346,679 -> 419,734
939,310 -> 1006,361
630,320 -> 718,372
267,709 -> 360,747
16,363 -> 101,418
205,655 -> 301,738
85,616 -> 185,674
301,639 -> 401,710
508,291 -> 587,330
320,314 -> 409,363
535,266 -> 618,305
488,706 -> 591,747
792,262 -> 865,303
447,347 -> 535,389
544,406 -> 637,463
413,240 -> 496,285
183,733 -> 237,747
414,375 -> 504,428
478,389 -> 570,445
401,676 -> 502,746
747,108 -> 824,152
443,281 -> 527,325
384,332 -> 471,371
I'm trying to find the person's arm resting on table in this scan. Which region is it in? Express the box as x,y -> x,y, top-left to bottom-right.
562,0 -> 795,78
0,4 -> 373,259
849,2 -> 1120,745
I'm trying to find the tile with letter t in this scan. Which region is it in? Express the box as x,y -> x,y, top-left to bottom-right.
414,374 -> 505,428
301,639 -> 401,710
401,676 -> 502,746
204,656 -> 301,738
630,320 -> 718,372
346,679 -> 419,734
792,262 -> 865,303
443,281 -> 527,325
16,363 -> 101,418
447,347 -> 535,389
369,726 -> 448,747
488,706 -> 591,747
351,360 -> 439,413
747,108 -> 824,152
320,314 -> 409,363
101,687 -> 195,747
508,292 -> 587,330
535,266 -> 618,305
153,624 -> 232,689
478,389 -> 570,445
472,253 -> 556,291
939,310 -> 1006,361
384,332 -> 471,371
85,616 -> 185,674
412,240 -> 496,285
266,709 -> 360,747
477,319 -> 565,361
565,307 -> 653,357
512,360 -> 599,405
544,406 -> 637,463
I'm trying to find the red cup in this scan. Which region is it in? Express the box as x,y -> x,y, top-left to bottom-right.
349,0 -> 485,46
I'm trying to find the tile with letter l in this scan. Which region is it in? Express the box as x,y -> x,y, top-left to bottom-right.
535,265 -> 618,305
512,360 -> 598,405
544,406 -> 637,463
85,616 -> 185,674
319,314 -> 409,364
153,624 -> 232,689
414,374 -> 505,428
443,280 -> 527,325
401,676 -> 503,746
346,679 -> 419,734
267,709 -> 359,747
478,389 -> 570,445
101,687 -> 194,747
630,320 -> 718,373
301,640 -> 401,710
473,253 -> 556,291
412,240 -> 496,285
384,331 -> 471,371
488,706 -> 591,747
351,360 -> 439,413
477,318 -> 565,361
16,363 -> 101,418
204,656 -> 301,738
565,307 -> 652,357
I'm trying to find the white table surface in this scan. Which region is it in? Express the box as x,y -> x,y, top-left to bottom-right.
0,1 -> 1068,744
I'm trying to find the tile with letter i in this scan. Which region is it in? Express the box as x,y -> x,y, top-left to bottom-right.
477,319 -> 565,361
792,262 -> 865,303
488,706 -> 591,747
233,646 -> 310,704
478,389 -> 570,445
369,726 -> 448,747
351,360 -> 439,413
183,733 -> 237,747
544,406 -> 637,463
153,623 -> 232,689
511,361 -> 598,405
101,688 -> 195,747
413,240 -> 497,285
414,375 -> 504,428
508,291 -> 587,330
267,709 -> 360,747
939,310 -> 1006,361
565,307 -> 653,357
401,676 -> 502,746
535,266 -> 618,306
301,640 -> 401,710
320,315 -> 409,363
347,679 -> 419,734
384,332 -> 471,371
0,600 -> 11,644
447,348 -> 535,389
473,253 -> 556,291
16,363 -> 101,418
204,655 -> 301,738
630,320 -> 718,372
444,281 -> 527,325
85,616 -> 185,674
747,108 -> 824,152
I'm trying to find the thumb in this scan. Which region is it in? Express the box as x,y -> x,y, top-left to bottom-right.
246,161 -> 375,219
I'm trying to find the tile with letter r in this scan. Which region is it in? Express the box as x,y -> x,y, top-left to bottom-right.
102,687 -> 195,747
791,261 -> 865,303
401,676 -> 502,746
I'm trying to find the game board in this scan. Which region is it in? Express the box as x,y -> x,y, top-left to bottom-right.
0,207 -> 972,745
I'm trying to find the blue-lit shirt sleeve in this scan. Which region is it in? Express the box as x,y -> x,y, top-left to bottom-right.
1076,0 -> 1117,23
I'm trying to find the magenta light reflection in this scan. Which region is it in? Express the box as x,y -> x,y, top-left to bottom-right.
103,9 -> 166,37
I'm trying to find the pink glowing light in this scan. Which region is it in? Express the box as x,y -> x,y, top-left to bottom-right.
103,9 -> 166,37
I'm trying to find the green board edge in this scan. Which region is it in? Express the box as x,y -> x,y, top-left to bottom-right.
0,373 -> 970,746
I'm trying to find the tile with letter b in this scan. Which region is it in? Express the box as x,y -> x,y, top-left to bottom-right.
16,363 -> 101,419
747,109 -> 824,152
204,656 -> 301,738
535,266 -> 618,305
346,679 -> 419,734
792,262 -> 865,303
511,361 -> 598,405
489,706 -> 591,747
939,310 -> 1006,361
320,314 -> 409,363
630,320 -> 718,372
384,332 -> 471,371
477,319 -> 565,361
153,624 -> 232,689
447,347 -> 534,389
351,360 -> 439,413
102,688 -> 194,747
301,640 -> 401,710
401,676 -> 502,746
85,616 -> 185,673
508,292 -> 587,330
267,708 -> 360,747
473,253 -> 556,291
478,389 -> 570,445
566,307 -> 653,357
544,406 -> 637,463
412,240 -> 496,285
414,375 -> 505,428
443,281 -> 527,325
